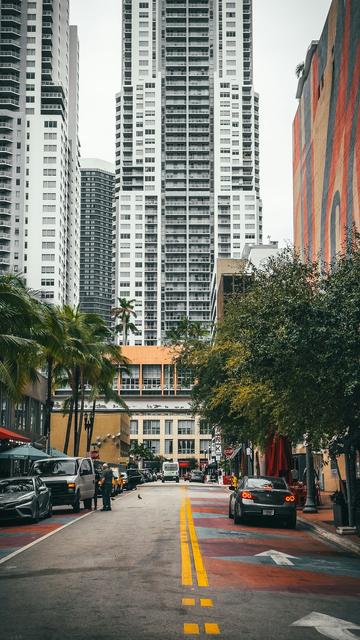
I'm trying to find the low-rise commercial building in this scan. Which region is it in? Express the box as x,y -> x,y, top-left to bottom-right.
119,346 -> 212,470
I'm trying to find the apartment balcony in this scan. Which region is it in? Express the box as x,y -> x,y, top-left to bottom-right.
0,179 -> 12,191
0,243 -> 10,252
42,10 -> 54,20
42,56 -> 53,69
41,104 -> 65,116
0,37 -> 20,49
0,24 -> 21,37
0,84 -> 19,98
0,50 -> 20,62
1,4 -> 21,14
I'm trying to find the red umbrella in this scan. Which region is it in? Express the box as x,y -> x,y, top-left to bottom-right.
265,434 -> 292,483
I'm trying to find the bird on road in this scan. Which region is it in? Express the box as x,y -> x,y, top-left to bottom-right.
138,494 -> 142,500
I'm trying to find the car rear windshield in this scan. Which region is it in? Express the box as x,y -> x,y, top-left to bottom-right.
245,477 -> 287,490
164,464 -> 178,471
32,460 -> 78,476
0,479 -> 33,494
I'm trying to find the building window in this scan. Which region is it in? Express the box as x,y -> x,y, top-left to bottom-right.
142,364 -> 161,391
178,420 -> 195,435
165,420 -> 173,435
164,365 -> 174,393
176,368 -> 192,391
143,420 -> 160,435
130,420 -> 138,435
165,440 -> 173,455
178,440 -> 195,455
200,440 -> 211,455
143,439 -> 160,455
121,365 -> 140,393
199,420 -> 211,435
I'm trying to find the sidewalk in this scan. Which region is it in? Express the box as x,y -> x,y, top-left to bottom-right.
298,492 -> 360,556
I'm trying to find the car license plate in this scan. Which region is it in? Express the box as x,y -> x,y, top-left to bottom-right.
262,509 -> 274,516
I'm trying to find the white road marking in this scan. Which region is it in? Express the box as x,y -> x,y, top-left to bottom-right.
292,612 -> 360,639
256,549 -> 298,566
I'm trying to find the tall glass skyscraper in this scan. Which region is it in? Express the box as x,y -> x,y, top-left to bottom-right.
0,1 -> 80,306
115,0 -> 261,345
80,159 -> 114,326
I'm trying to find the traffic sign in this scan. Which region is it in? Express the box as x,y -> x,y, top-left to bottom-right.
224,448 -> 234,458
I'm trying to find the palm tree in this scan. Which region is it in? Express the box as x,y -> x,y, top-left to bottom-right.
0,274 -> 40,399
58,306 -> 128,456
34,304 -> 67,453
84,353 -> 129,452
112,297 -> 139,345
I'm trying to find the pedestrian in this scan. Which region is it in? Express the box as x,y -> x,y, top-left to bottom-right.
100,463 -> 114,511
93,464 -> 102,510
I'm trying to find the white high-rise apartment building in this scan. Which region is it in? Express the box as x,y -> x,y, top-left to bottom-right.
0,1 -> 80,306
115,0 -> 261,345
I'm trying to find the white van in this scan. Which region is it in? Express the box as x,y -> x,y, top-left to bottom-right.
162,461 -> 179,483
30,457 -> 95,511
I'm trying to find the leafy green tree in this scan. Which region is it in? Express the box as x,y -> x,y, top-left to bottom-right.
317,233 -> 360,524
129,442 -> 154,461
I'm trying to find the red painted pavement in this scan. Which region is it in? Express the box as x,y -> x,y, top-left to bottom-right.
189,487 -> 360,597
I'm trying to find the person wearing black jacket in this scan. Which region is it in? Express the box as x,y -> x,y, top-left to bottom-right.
101,464 -> 114,511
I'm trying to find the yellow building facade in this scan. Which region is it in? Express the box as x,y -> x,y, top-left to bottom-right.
51,411 -> 130,465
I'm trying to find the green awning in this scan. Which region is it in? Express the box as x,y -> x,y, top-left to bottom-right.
0,445 -> 50,460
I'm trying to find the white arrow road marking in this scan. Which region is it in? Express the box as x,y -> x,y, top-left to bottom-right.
255,549 -> 298,565
292,612 -> 360,640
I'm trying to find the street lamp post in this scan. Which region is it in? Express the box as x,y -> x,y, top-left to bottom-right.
84,412 -> 93,456
302,444 -> 318,513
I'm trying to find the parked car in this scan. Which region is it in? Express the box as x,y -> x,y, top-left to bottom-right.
120,471 -> 129,490
126,468 -> 142,490
228,475 -> 297,528
189,470 -> 205,483
110,468 -> 123,495
30,457 -> 95,512
141,469 -> 153,483
0,476 -> 52,523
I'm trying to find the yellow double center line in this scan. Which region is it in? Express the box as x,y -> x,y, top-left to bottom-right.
180,494 -> 208,587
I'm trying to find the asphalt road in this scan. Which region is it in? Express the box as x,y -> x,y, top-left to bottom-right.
0,483 -> 360,640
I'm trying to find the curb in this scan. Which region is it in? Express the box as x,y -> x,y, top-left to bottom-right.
298,515 -> 360,556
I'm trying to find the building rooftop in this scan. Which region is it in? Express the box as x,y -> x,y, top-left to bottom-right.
80,158 -> 115,174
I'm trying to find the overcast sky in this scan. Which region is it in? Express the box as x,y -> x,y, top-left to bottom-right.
69,0 -> 332,246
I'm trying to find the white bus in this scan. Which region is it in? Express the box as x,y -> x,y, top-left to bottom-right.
162,461 -> 179,483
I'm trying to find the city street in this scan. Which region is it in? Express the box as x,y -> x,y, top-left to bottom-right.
0,483 -> 360,640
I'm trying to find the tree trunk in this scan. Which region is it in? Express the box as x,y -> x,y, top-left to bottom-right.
45,356 -> 53,454
123,319 -> 127,346
73,366 -> 80,456
63,398 -> 74,454
75,370 -> 85,456
344,448 -> 356,528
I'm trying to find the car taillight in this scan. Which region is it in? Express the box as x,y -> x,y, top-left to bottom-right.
285,495 -> 295,502
241,490 -> 254,500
